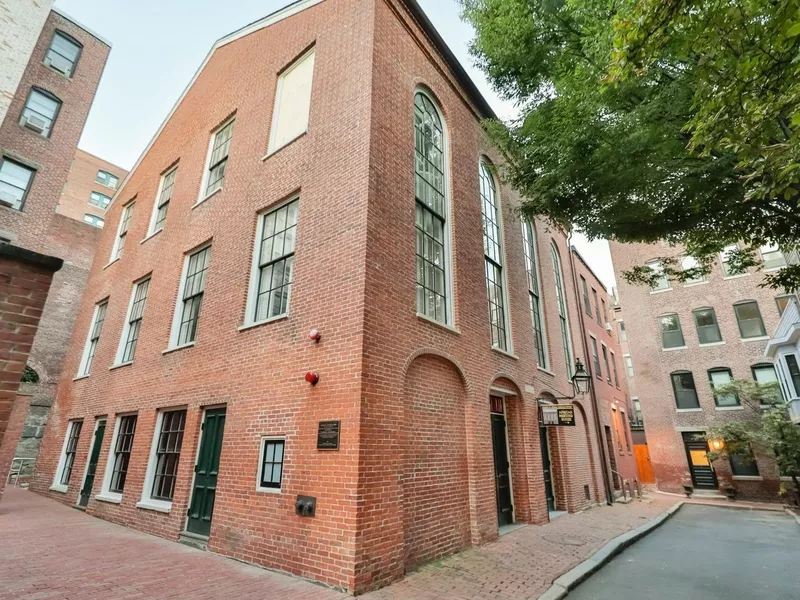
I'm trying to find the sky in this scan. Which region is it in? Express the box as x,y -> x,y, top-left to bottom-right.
54,0 -> 617,291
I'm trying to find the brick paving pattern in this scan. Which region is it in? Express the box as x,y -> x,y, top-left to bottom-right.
0,488 -> 674,599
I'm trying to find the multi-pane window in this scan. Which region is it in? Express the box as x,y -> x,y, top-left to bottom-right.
730,448 -> 760,477
590,337 -> 601,379
693,308 -> 722,344
175,246 -> 211,346
760,243 -> 786,270
592,289 -> 602,325
80,301 -> 108,376
152,168 -> 176,233
0,157 -> 35,210
203,120 -> 234,198
647,260 -> 669,291
671,371 -> 700,409
113,202 -> 134,261
580,276 -> 592,315
785,355 -> 800,398
776,295 -> 797,316
522,220 -> 548,368
109,415 -> 137,493
414,92 -> 449,323
20,88 -> 61,137
59,421 -> 83,485
151,410 -> 186,502
624,355 -> 635,377
551,243 -> 574,377
660,314 -> 685,349
120,278 -> 150,364
480,162 -> 507,350
83,214 -> 104,228
601,345 -> 611,383
752,363 -> 783,403
251,199 -> 298,323
719,244 -> 739,277
708,368 -> 738,407
734,301 -> 766,338
45,31 -> 82,77
259,439 -> 285,490
269,48 -> 316,153
89,191 -> 111,209
96,170 -> 119,189
681,255 -> 706,284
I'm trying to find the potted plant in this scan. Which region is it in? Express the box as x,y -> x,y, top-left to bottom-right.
682,473 -> 693,498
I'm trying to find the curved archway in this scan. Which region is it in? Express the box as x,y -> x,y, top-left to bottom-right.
572,400 -> 601,505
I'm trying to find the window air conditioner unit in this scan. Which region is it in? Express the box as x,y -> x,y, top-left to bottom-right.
46,54 -> 71,75
24,114 -> 47,134
605,322 -> 613,333
0,191 -> 19,207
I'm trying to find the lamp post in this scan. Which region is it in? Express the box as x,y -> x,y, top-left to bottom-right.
538,359 -> 592,401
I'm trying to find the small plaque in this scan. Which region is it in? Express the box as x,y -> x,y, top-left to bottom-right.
317,420 -> 341,450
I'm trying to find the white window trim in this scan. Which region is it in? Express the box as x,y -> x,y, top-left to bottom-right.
243,196 -> 299,328
256,436 -> 286,494
96,413 -> 136,504
197,116 -> 235,206
414,87 -> 455,328
137,409 -> 183,513
76,301 -> 108,377
146,166 -> 177,237
267,47 -> 316,156
113,276 -> 150,366
777,350 -> 800,399
50,419 -> 82,493
167,242 -> 212,350
109,201 -> 134,263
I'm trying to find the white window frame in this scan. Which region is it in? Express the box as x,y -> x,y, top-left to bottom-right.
137,408 -> 185,513
109,201 -> 134,262
167,243 -> 212,350
760,243 -> 787,271
268,47 -> 316,155
242,196 -> 299,328
624,354 -> 635,377
256,436 -> 287,494
777,350 -> 800,399
96,413 -> 137,504
147,166 -> 177,237
114,276 -> 151,366
197,117 -> 235,205
76,300 -> 109,378
50,419 -> 83,493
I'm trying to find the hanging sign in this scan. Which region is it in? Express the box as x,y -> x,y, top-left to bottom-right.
541,404 -> 576,427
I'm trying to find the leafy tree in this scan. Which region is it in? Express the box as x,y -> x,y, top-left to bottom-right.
703,380 -> 800,502
460,0 -> 800,291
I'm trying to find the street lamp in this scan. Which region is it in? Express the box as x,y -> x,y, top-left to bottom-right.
572,358 -> 591,396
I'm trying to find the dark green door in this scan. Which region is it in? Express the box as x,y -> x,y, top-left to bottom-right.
187,408 -> 226,537
79,419 -> 106,507
683,432 -> 718,490
490,400 -> 514,527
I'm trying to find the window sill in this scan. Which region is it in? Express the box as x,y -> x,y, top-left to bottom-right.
162,342 -> 195,355
715,405 -> 744,411
141,229 -> 163,244
491,346 -> 519,360
255,486 -> 282,495
239,314 -> 289,332
49,484 -> 68,494
103,257 -> 120,270
72,374 -> 90,382
416,313 -> 461,335
683,281 -> 709,288
723,273 -> 750,280
95,492 -> 122,504
109,362 -> 133,371
740,336 -> 770,343
263,131 -> 307,160
699,341 -> 726,347
42,61 -> 74,80
649,288 -> 673,295
136,499 -> 172,513
676,408 -> 703,413
662,346 -> 688,352
763,267 -> 785,273
192,187 -> 222,209
536,366 -> 556,377
732,475 -> 763,481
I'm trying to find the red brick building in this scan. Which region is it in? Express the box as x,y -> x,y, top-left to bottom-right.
57,149 -> 128,228
611,239 -> 797,500
34,1 -> 616,593
0,9 -> 112,480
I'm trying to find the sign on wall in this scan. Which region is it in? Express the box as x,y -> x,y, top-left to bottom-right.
317,420 -> 341,450
541,404 -> 576,427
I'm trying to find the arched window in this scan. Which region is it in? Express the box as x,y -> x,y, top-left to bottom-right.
522,220 -> 548,368
550,242 -> 574,378
414,91 -> 450,324
480,160 -> 509,350
692,307 -> 722,345
670,370 -> 699,409
733,300 -> 766,339
707,367 -> 738,407
659,313 -> 685,349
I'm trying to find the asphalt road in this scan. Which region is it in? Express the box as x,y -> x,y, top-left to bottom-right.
568,504 -> 800,600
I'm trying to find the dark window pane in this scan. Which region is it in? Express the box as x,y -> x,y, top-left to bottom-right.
151,410 -> 186,501
734,302 -> 766,338
0,157 -> 35,211
694,308 -> 722,344
260,440 -> 285,489
60,421 -> 83,485
672,372 -> 700,409
110,415 -> 137,493
660,314 -> 685,348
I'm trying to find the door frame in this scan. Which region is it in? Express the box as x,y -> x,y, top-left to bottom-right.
682,431 -> 718,489
489,393 -> 515,526
539,424 -> 556,512
183,404 -> 227,535
76,417 -> 106,506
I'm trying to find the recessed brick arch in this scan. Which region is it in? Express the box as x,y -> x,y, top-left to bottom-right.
573,400 -> 601,505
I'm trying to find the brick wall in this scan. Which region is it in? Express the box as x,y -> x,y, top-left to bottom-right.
57,149 -> 128,226
610,239 -> 787,500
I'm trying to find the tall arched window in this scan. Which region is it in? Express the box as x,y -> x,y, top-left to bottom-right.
414,91 -> 450,324
480,160 -> 509,350
550,242 -> 574,378
522,220 -> 548,368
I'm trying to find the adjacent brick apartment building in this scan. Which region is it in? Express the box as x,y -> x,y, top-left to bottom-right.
611,239 -> 797,500
0,8 -> 113,479
34,0 -> 617,593
57,149 -> 128,228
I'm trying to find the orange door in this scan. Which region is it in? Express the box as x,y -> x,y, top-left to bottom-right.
634,444 -> 655,484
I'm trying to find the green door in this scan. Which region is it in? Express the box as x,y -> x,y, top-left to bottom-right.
187,408 -> 226,537
79,419 -> 106,507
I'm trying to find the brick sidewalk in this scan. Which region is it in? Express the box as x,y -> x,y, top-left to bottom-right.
0,487 -> 674,599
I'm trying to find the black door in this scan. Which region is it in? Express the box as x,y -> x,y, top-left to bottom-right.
187,408 -> 226,537
682,432 -> 718,489
539,426 -> 556,512
605,425 -> 620,491
490,400 -> 514,526
79,419 -> 106,507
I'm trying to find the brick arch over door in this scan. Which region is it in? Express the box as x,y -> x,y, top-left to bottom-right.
402,353 -> 470,571
573,400 -> 601,505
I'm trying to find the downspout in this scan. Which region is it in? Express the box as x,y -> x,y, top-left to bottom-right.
567,233 -> 614,506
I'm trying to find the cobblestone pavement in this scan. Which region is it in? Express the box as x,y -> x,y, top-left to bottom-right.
0,487 -> 674,599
